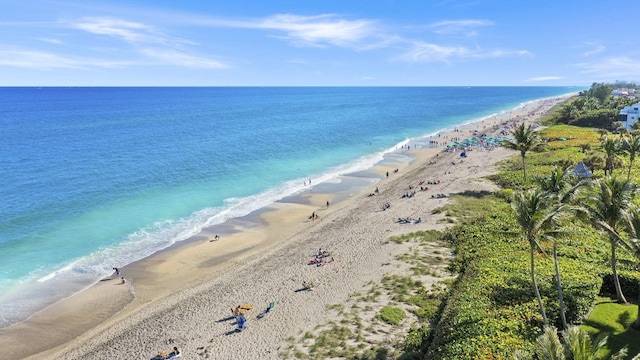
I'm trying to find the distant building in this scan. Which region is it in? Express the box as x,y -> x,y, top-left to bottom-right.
619,102 -> 640,130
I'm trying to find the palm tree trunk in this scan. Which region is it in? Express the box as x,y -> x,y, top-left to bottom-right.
610,241 -> 628,304
553,241 -> 567,331
522,154 -> 527,182
531,244 -> 548,325
628,158 -> 634,181
634,283 -> 640,329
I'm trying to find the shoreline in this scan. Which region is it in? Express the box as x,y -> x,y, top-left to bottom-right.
1,94 -> 572,360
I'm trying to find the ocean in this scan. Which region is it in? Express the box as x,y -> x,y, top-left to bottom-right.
0,86 -> 582,327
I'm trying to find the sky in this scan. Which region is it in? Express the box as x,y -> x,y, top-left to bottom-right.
0,0 -> 638,86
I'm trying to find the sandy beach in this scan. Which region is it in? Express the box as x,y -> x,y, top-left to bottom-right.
1,96 -> 570,360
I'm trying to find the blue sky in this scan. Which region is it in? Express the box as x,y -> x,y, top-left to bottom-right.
0,0 -> 637,86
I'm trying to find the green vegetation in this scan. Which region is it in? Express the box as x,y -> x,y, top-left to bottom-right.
503,123 -> 543,182
554,83 -> 635,129
514,325 -> 629,360
581,297 -> 640,358
376,306 -> 407,325
397,85 -> 640,359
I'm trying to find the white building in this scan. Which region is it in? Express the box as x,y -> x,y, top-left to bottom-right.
619,102 -> 640,130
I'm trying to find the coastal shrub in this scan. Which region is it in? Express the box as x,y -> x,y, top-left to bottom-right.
388,230 -> 442,244
402,324 -> 431,354
495,188 -> 514,201
422,191 -> 612,359
600,272 -> 640,300
568,109 -> 620,129
539,125 -> 600,149
375,306 -> 406,325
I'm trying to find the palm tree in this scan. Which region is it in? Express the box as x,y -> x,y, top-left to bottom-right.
622,207 -> 640,329
578,177 -> 635,304
525,325 -> 629,360
512,189 -> 566,326
534,326 -> 563,360
537,166 -> 588,204
560,104 -> 577,124
601,136 -> 623,176
623,133 -> 640,180
583,153 -> 606,176
596,129 -> 609,140
536,166 -> 588,330
503,123 -> 542,182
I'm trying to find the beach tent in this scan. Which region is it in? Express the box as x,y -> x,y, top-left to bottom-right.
570,162 -> 594,178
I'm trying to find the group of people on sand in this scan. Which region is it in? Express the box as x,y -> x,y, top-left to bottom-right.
230,305 -> 253,331
308,248 -> 338,267
113,267 -> 126,284
308,200 -> 331,220
397,217 -> 421,224
431,193 -> 447,199
401,191 -> 416,199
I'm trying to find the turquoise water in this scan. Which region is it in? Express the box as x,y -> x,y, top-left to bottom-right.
0,86 -> 581,326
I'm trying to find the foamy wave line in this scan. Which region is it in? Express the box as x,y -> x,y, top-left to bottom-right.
33,146 -> 393,287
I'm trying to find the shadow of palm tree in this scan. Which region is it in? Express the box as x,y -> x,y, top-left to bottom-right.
583,301 -> 640,357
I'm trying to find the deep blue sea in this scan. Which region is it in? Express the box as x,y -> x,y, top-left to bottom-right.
0,86 -> 582,327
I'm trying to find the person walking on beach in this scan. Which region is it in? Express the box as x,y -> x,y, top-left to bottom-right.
326,200 -> 330,208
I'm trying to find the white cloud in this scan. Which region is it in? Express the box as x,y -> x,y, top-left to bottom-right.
476,49 -> 532,58
66,17 -> 228,69
398,42 -> 467,63
526,76 -> 563,82
0,49 -> 76,69
582,42 -> 605,57
139,48 -> 229,69
575,57 -> 640,78
397,41 -> 530,63
262,14 -> 377,47
37,37 -> 63,45
0,49 -> 129,69
429,19 -> 493,36
71,17 -> 194,47
200,13 -> 384,49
